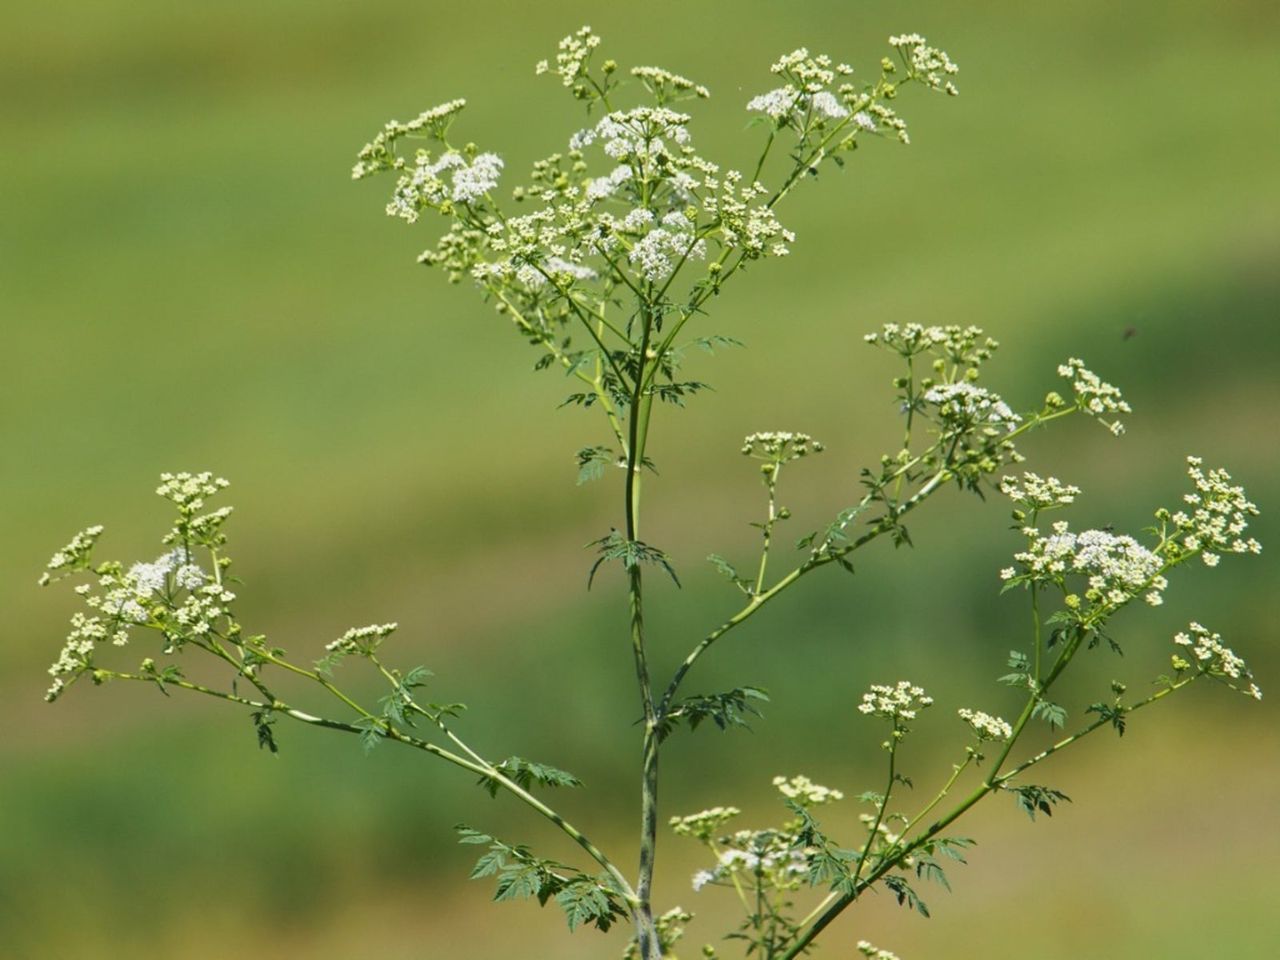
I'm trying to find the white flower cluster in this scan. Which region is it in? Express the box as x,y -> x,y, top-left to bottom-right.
156,472 -> 230,515
865,101 -> 910,143
542,256 -> 597,282
169,583 -> 236,641
857,941 -> 902,960
747,86 -> 849,122
39,524 -> 105,586
45,612 -> 110,702
626,210 -> 707,284
584,163 -> 632,200
773,774 -> 843,806
924,382 -> 1020,431
352,99 -> 467,179
864,324 -> 998,367
90,547 -> 204,624
857,681 -> 934,721
999,472 -> 1081,511
129,550 -> 179,598
1005,521 -> 1168,607
957,707 -> 1013,741
741,431 -> 824,463
536,25 -> 600,88
155,472 -> 234,547
771,48 -> 850,90
631,65 -> 710,101
44,548 -> 226,701
570,106 -> 692,164
1057,358 -> 1131,436
86,548 -> 207,625
183,505 -> 234,543
705,172 -> 794,257
713,829 -> 809,884
746,48 -> 859,127
691,868 -> 716,892
890,33 -> 960,95
1172,456 -> 1261,565
326,622 -> 399,654
1173,622 -> 1261,700
388,151 -> 504,222
746,86 -> 801,120
669,805 -> 740,841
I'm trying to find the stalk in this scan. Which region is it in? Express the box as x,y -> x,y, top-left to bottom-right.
625,297 -> 662,959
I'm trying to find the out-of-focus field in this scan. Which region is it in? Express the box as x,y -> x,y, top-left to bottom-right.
3,1 -> 1278,958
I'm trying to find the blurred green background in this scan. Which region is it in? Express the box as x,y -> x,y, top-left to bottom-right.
3,1 -> 1278,957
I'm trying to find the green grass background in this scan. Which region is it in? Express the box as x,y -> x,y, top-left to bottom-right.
3,1 -> 1278,957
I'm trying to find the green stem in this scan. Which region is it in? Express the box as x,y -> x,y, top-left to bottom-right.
624,297 -> 662,959
902,751 -> 976,839
754,464 -> 781,596
660,464 -> 952,717
104,664 -> 639,905
851,727 -> 900,891
778,617 -> 1116,958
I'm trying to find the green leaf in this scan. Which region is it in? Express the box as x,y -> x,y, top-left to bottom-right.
690,334 -> 744,354
575,446 -> 616,485
707,553 -> 752,595
883,874 -> 931,917
353,717 -> 384,755
402,665 -> 433,689
555,879 -> 625,932
656,686 -> 768,741
812,504 -> 870,554
587,530 -> 681,588
470,849 -> 506,879
1032,700 -> 1068,730
1006,784 -> 1071,821
1087,701 -> 1128,737
932,836 -> 975,863
494,863 -> 543,902
477,757 -> 583,798
651,380 -> 710,406
914,855 -> 950,891
249,709 -> 279,754
787,801 -> 855,891
455,825 -> 494,845
313,647 -> 348,676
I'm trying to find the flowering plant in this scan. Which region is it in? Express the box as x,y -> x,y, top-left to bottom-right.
38,27 -> 1262,960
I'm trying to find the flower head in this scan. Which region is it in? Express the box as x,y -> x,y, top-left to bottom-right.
958,708 -> 1013,741
999,472 -> 1081,511
773,774 -> 843,806
1057,358 -> 1131,436
1174,623 -> 1261,699
1009,521 -> 1167,608
1169,456 -> 1261,562
858,681 -> 933,722
39,524 -> 105,586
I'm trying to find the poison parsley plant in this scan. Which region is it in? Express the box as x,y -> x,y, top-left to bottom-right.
37,25 -> 1263,960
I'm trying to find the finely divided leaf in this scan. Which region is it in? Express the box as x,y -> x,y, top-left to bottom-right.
657,686 -> 768,741
587,531 -> 681,588
477,756 -> 583,798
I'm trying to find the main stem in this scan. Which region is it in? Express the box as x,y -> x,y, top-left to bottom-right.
627,300 -> 662,959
